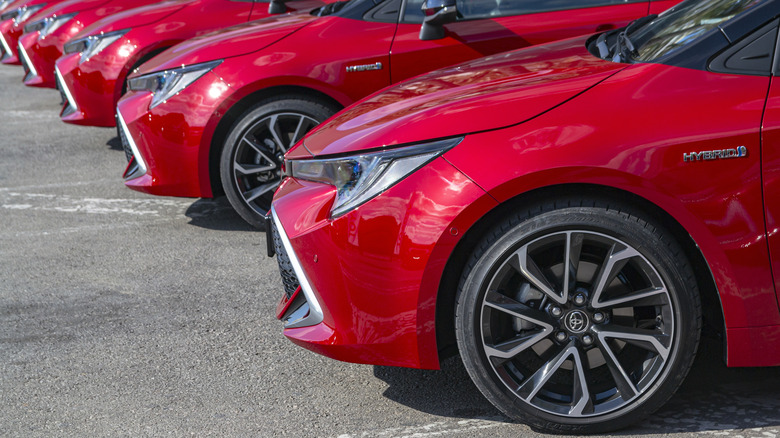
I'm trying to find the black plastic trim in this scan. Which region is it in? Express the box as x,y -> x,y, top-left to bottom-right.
710,19 -> 778,77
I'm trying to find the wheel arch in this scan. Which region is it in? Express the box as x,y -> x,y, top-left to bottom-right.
434,183 -> 726,363
205,84 -> 344,197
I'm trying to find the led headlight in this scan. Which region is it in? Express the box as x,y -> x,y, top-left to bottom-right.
287,137 -> 463,217
1,9 -> 19,21
0,0 -> 14,12
127,60 -> 222,109
13,4 -> 45,25
64,29 -> 127,64
25,13 -> 76,37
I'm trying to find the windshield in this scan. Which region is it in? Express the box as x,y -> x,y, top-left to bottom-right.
630,0 -> 763,61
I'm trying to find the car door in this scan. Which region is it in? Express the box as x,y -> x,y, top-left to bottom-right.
759,20 -> 780,311
388,0 -> 650,84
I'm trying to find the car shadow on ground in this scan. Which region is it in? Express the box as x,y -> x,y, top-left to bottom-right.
185,197 -> 258,232
106,136 -> 123,152
374,336 -> 780,434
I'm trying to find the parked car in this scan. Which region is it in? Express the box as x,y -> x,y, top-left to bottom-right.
268,0 -> 780,432
53,0 -> 328,128
17,0 -> 162,88
117,0 -> 678,228
0,0 -> 68,64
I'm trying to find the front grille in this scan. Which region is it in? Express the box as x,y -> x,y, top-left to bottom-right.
54,66 -> 77,117
272,220 -> 300,299
117,113 -> 134,162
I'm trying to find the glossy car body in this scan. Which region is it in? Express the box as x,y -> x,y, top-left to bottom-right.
54,0 -> 328,127
269,0 -> 780,432
18,0 -> 160,88
117,0 -> 678,206
0,0 -> 68,65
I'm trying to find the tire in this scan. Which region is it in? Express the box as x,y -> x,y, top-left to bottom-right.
455,198 -> 701,434
220,95 -> 338,228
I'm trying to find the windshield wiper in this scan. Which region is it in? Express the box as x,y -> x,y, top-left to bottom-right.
611,14 -> 657,62
313,0 -> 350,16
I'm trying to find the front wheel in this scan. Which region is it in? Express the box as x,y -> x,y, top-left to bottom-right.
455,199 -> 701,433
220,96 -> 338,228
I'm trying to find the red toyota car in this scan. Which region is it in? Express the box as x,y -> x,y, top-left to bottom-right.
0,0 -> 68,64
117,0 -> 678,228
18,0 -> 161,88
268,0 -> 780,432
53,0 -> 329,128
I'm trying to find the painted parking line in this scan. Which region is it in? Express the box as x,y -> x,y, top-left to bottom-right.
336,418 -> 508,438
0,192 -> 193,216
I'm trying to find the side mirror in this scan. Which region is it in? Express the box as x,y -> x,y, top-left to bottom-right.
268,0 -> 287,15
419,0 -> 457,41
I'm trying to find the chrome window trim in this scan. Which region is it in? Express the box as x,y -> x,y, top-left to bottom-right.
116,108 -> 148,178
54,65 -> 79,112
271,206 -> 325,329
18,41 -> 37,78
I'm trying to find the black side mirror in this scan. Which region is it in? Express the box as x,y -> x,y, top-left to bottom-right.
268,0 -> 287,15
419,0 -> 457,41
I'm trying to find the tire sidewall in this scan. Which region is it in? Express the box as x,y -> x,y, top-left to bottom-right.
455,205 -> 700,433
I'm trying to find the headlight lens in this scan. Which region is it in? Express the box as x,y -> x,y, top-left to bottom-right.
25,13 -> 76,37
63,29 -> 127,64
1,10 -> 17,21
14,4 -> 45,25
127,60 -> 222,109
288,137 -> 463,217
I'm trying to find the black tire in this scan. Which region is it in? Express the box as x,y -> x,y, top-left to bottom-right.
219,95 -> 338,228
455,198 -> 701,434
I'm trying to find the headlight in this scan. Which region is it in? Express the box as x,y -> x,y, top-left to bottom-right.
127,60 -> 222,109
287,137 -> 463,217
64,29 -> 127,64
14,4 -> 45,25
25,13 -> 76,37
0,0 -> 13,12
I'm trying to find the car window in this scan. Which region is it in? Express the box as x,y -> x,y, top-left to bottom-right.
632,0 -> 763,61
402,0 -> 644,23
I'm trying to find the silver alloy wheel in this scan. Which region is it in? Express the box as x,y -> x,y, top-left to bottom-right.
231,112 -> 319,214
480,230 -> 674,418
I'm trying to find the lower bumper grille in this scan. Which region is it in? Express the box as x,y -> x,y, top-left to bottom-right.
54,66 -> 77,117
0,32 -> 11,61
18,42 -> 36,82
272,219 -> 301,300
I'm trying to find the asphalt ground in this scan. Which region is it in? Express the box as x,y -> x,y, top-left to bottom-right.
1,64 -> 780,437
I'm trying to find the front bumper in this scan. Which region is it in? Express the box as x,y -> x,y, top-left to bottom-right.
117,70 -> 232,199
269,157 -> 493,370
20,28 -> 70,88
0,21 -> 21,64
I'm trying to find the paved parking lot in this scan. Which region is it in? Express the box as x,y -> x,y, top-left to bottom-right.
1,64 -> 780,437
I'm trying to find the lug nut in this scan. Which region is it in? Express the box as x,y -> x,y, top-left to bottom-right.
555,331 -> 567,342
582,334 -> 594,345
573,294 -> 587,306
551,306 -> 563,317
593,312 -> 605,323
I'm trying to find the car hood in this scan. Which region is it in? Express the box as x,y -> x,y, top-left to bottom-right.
75,0 -> 191,36
33,0 -> 111,17
301,37 -> 626,157
134,11 -> 317,75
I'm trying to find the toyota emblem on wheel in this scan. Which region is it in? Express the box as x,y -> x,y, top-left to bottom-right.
565,310 -> 589,333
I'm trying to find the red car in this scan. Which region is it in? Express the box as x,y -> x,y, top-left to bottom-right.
54,0 -> 328,127
117,0 -> 678,228
18,0 -> 161,88
269,0 -> 780,433
0,0 -> 68,65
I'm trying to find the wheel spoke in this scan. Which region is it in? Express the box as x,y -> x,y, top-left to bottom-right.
593,324 -> 671,361
268,114 -> 288,153
512,246 -> 566,304
234,162 -> 276,176
484,290 -> 556,328
517,342 -> 577,401
570,344 -> 594,416
564,232 -> 584,301
289,115 -> 309,148
596,286 -> 669,309
593,332 -> 639,400
591,243 -> 641,308
242,181 -> 278,203
241,137 -> 276,163
484,331 -> 549,362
